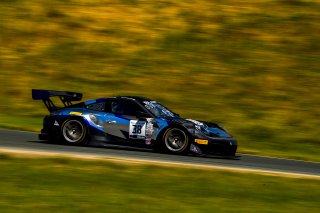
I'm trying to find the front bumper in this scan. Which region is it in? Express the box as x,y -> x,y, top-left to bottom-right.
193,137 -> 237,156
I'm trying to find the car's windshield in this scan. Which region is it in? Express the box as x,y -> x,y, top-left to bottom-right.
143,101 -> 178,118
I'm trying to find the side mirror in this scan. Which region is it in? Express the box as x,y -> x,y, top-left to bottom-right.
136,111 -> 149,119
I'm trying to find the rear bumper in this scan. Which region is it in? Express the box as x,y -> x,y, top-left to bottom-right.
39,133 -> 49,140
38,127 -> 56,141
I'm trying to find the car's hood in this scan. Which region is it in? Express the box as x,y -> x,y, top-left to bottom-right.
168,117 -> 232,138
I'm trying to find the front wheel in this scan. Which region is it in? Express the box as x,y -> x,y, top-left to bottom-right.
162,128 -> 190,154
61,119 -> 87,145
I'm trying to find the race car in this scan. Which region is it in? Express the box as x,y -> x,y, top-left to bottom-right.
32,89 -> 237,156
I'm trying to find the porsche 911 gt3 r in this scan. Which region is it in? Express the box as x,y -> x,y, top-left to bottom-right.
32,89 -> 237,156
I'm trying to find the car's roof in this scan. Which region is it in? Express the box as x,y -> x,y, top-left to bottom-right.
105,96 -> 153,102
83,96 -> 153,105
64,96 -> 154,110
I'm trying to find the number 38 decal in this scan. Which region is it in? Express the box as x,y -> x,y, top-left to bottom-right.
129,120 -> 146,139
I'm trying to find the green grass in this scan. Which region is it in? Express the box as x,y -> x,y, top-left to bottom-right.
0,154 -> 319,213
0,0 -> 319,161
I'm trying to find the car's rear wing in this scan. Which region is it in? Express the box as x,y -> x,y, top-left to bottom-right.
32,89 -> 82,112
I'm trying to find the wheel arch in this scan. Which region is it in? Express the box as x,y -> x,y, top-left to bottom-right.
154,123 -> 194,148
60,115 -> 90,126
60,115 -> 90,144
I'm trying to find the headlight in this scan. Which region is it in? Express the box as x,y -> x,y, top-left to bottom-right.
187,119 -> 211,135
195,124 -> 210,135
217,124 -> 227,132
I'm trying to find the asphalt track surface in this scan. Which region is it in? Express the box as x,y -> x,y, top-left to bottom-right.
0,129 -> 319,178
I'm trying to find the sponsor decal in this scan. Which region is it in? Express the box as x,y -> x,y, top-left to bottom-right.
54,120 -> 59,126
69,111 -> 82,116
129,120 -> 146,139
143,101 -> 175,117
143,101 -> 156,110
145,118 -> 154,145
195,139 -> 209,145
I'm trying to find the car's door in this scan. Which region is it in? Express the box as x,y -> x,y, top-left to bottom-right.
103,98 -> 150,146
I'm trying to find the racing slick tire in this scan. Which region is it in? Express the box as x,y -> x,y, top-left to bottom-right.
61,119 -> 88,145
162,127 -> 190,154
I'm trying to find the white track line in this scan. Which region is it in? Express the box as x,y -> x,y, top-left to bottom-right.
0,147 -> 319,180
240,153 -> 318,163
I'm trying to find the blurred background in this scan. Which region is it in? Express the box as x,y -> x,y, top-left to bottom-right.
0,0 -> 319,160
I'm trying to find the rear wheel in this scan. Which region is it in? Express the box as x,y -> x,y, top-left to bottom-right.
163,128 -> 190,154
61,119 -> 87,145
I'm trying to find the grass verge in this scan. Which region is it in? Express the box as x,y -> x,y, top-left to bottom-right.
0,153 -> 319,212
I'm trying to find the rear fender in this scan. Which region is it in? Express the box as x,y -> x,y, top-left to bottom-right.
44,115 -> 89,142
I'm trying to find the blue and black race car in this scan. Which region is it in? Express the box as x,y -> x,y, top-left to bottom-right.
32,89 -> 237,156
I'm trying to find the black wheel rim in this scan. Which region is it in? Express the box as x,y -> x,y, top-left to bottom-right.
62,120 -> 84,143
164,128 -> 188,152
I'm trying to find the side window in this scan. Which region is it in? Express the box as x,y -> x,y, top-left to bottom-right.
111,100 -> 144,116
85,102 -> 106,112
